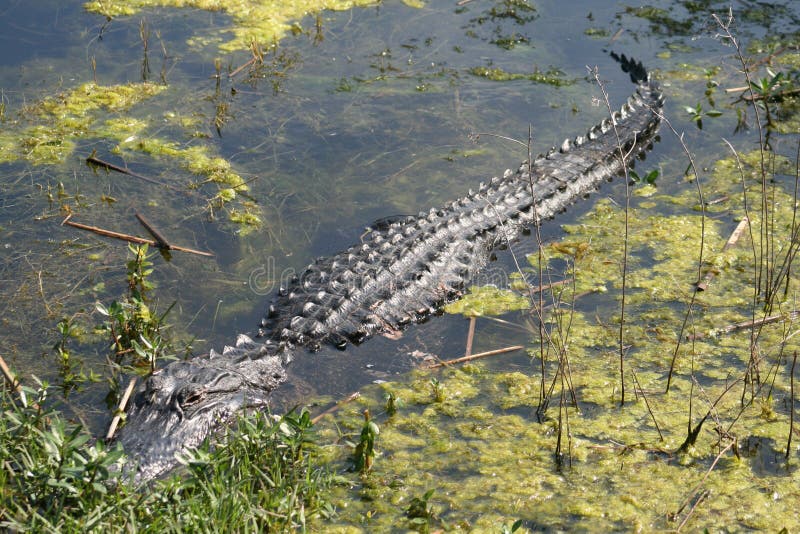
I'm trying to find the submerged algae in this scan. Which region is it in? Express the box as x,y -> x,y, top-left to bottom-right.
0,82 -> 165,165
84,0 -> 422,52
313,124 -> 800,530
0,81 -> 260,230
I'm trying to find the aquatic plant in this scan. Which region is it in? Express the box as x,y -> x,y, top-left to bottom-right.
352,409 -> 379,473
84,0 -> 421,53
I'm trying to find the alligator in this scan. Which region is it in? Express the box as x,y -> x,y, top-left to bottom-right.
116,54 -> 664,483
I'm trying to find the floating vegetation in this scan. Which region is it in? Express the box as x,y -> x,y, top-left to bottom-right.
114,136 -> 262,232
0,82 -> 164,165
84,0 -> 423,53
0,80 -> 260,230
316,347 -> 800,530
463,0 -> 538,50
445,285 -> 530,317
468,65 -> 574,86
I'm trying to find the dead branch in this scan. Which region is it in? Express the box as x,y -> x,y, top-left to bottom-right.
106,376 -> 137,441
62,214 -> 214,257
688,310 -> 800,341
465,316 -> 476,357
86,150 -> 179,191
0,353 -> 38,409
427,345 -> 524,369
135,211 -> 171,249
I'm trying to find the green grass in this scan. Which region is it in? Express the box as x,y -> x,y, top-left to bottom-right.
0,384 -> 338,532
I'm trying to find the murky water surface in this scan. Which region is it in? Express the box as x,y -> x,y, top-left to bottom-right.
2,0 -> 800,530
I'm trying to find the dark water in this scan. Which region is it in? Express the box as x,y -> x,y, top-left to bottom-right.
0,0 -> 798,443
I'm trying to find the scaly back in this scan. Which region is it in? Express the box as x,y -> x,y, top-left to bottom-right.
258,54 -> 664,354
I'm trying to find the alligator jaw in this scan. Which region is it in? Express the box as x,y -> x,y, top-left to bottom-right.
118,341 -> 285,483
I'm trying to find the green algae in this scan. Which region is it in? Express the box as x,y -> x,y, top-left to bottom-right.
0,81 -> 261,231
0,82 -> 165,165
84,0 -> 422,53
313,118 -> 800,530
468,66 -> 574,87
444,285 -> 530,317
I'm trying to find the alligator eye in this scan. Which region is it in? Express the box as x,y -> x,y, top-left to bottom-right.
178,388 -> 204,407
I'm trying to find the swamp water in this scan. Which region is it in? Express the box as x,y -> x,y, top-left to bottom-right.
2,0 -> 800,530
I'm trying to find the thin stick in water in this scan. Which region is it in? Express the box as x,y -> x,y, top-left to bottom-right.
62,214 -> 214,257
465,316 -> 476,357
788,351 -> 797,459
427,345 -> 524,369
311,391 -> 361,425
106,377 -> 138,441
135,211 -> 172,249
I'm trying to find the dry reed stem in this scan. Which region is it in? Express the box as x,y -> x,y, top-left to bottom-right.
427,345 -> 524,369
106,376 -> 138,441
62,215 -> 214,257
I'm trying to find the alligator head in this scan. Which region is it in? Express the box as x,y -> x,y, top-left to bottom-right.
117,335 -> 286,483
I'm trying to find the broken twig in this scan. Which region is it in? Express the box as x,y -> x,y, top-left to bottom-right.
62,215 -> 214,257
465,316 -> 476,357
427,345 -> 524,369
135,211 -> 171,249
0,353 -> 37,408
86,150 -> 179,190
688,310 -> 800,340
106,376 -> 138,441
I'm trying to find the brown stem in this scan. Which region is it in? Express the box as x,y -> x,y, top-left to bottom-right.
62,215 -> 214,257
427,345 -> 523,369
106,377 -> 137,441
464,316 -> 476,357
86,151 -> 179,191
0,353 -> 39,409
788,351 -> 797,459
